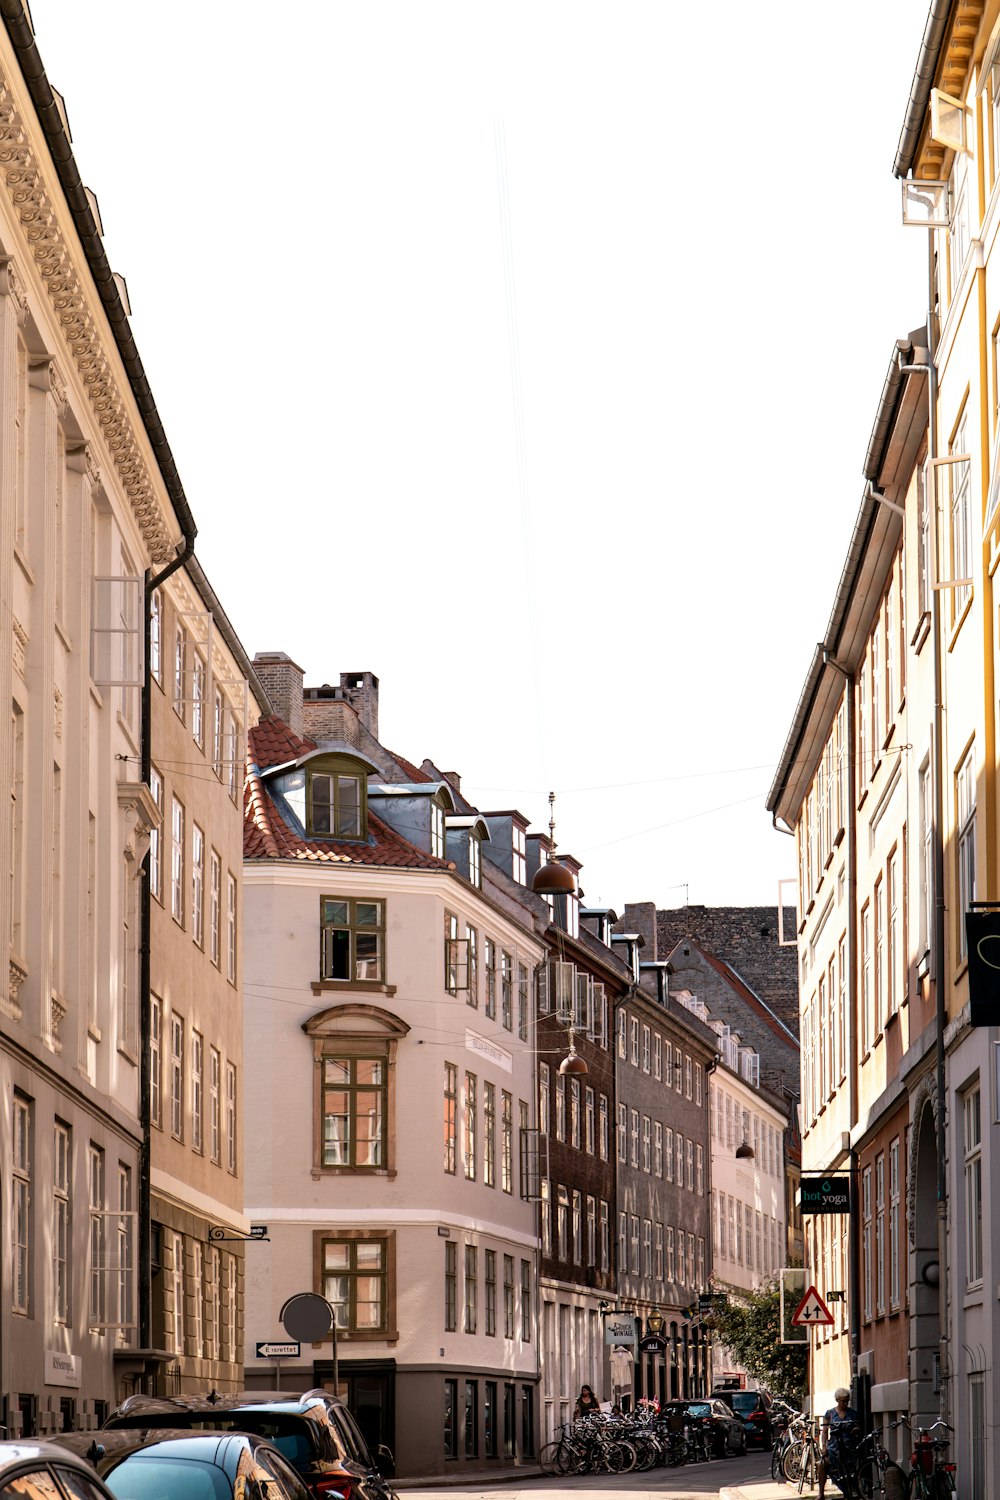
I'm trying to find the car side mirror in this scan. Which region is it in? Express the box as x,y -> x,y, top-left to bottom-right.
375,1445 -> 395,1478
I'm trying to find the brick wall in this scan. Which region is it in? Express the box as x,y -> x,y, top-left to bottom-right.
655,905 -> 799,1030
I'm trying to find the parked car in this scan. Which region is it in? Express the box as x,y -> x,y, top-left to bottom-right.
0,1441 -> 121,1500
70,1432 -> 315,1500
102,1392 -> 395,1500
660,1400 -> 747,1457
711,1388 -> 773,1449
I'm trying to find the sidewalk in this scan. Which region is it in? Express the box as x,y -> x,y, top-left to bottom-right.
720,1478 -> 815,1500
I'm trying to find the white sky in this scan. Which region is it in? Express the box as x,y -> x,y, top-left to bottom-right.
27,0 -> 930,912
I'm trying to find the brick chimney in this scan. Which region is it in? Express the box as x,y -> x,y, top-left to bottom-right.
253,652 -> 304,738
339,671 -> 379,738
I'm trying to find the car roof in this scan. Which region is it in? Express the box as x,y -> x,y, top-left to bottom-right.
110,1392 -> 339,1420
0,1441 -> 113,1470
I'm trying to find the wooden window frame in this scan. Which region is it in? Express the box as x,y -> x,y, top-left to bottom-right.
305,1003 -> 409,1177
313,1227 -> 397,1343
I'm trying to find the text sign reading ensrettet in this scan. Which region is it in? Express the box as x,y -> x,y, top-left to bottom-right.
800,1175 -> 851,1215
256,1341 -> 301,1359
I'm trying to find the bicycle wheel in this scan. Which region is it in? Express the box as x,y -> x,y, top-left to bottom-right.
784,1440 -> 807,1483
932,1469 -> 956,1498
538,1441 -> 562,1475
603,1442 -> 627,1474
798,1442 -> 817,1494
772,1441 -> 787,1482
616,1440 -> 638,1473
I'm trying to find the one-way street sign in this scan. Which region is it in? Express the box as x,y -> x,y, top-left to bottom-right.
791,1285 -> 834,1327
255,1340 -> 301,1358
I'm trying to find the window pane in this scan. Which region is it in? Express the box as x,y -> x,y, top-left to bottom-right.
324,1059 -> 350,1086
324,1243 -> 350,1270
312,776 -> 334,833
338,777 -> 361,837
356,903 -> 381,928
356,1242 -> 383,1267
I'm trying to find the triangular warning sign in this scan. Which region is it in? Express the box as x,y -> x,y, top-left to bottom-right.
791,1284 -> 834,1327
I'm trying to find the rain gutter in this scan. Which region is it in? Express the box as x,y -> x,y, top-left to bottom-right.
893,0 -> 955,180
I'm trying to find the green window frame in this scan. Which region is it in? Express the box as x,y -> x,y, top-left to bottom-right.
322,1055 -> 385,1168
322,1235 -> 387,1332
320,897 -> 384,982
309,768 -> 364,838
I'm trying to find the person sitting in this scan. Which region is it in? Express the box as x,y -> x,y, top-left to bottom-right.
819,1387 -> 860,1498
574,1384 -> 602,1420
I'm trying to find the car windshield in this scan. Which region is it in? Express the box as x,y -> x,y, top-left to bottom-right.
686,1404 -> 711,1418
104,1458 -> 232,1500
730,1395 -> 758,1414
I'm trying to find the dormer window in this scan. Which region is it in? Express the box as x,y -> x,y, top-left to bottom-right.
311,770 -> 362,838
431,802 -> 446,859
512,825 -> 526,884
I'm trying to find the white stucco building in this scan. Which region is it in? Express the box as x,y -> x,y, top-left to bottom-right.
242,658 -> 545,1479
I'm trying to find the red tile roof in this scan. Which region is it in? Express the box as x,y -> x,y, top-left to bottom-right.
387,752 -> 433,783
251,716 -> 317,769
245,719 -> 452,870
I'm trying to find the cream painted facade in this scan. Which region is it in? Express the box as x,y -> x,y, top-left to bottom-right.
0,14 -> 191,1436
771,6 -> 1000,1491
146,563 -> 263,1397
242,860 -> 544,1478
708,1040 -> 788,1389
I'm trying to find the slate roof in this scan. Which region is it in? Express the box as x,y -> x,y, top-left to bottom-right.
244,717 -> 453,870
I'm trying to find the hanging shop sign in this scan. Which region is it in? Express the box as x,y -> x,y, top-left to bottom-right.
965,907 -> 1000,1026
800,1175 -> 851,1214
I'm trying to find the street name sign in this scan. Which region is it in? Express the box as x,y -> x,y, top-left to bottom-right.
256,1341 -> 300,1358
791,1286 -> 834,1328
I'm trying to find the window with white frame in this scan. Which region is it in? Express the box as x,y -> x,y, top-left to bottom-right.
171,1015 -> 184,1140
190,1239 -> 204,1356
889,1138 -> 900,1309
226,1062 -> 237,1173
949,149 -> 972,300
599,1095 -> 609,1160
957,746 -> 976,962
173,625 -> 186,720
210,1047 -> 221,1162
150,589 -> 163,683
653,1034 -> 661,1080
116,1162 -> 134,1338
171,1231 -> 185,1353
13,1095 -> 31,1315
209,850 -> 221,967
151,996 -> 162,1128
191,653 -> 205,749
149,767 -> 163,903
191,1031 -> 204,1154
950,409 -> 973,614
191,824 -> 204,948
170,796 -> 184,925
629,1016 -> 639,1065
89,1144 -> 106,1330
875,1153 -> 885,1314
226,873 -> 237,983
641,1025 -> 650,1072
964,1085 -> 983,1287
861,903 -> 872,1054
887,847 -> 901,1019
54,1121 -> 71,1323
919,760 -> 933,957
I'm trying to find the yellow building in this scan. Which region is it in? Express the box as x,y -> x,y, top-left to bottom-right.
772,2 -> 1000,1488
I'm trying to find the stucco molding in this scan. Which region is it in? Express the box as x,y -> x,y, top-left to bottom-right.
906,1068 -> 938,1249
0,77 -> 174,562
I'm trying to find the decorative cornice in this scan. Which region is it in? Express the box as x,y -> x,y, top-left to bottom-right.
0,250 -> 26,317
0,75 -> 174,562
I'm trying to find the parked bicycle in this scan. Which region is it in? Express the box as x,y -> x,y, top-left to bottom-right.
782,1415 -> 823,1493
894,1418 -> 956,1499
851,1423 -> 907,1499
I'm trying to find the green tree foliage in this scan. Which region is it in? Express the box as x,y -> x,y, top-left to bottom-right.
712,1281 -> 808,1402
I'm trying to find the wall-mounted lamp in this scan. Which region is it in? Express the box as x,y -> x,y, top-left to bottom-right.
646,1306 -> 665,1337
735,1139 -> 755,1160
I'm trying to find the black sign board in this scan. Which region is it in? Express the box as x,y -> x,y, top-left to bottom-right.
800,1175 -> 851,1215
966,908 -> 1000,1026
638,1334 -> 667,1354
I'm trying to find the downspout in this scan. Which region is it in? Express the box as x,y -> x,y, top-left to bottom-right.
821,654 -> 860,1392
139,531 -> 196,1356
925,240 -> 950,1429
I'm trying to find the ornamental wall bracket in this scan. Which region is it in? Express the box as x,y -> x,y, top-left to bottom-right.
208,1224 -> 269,1244
117,780 -> 160,864
0,254 -> 28,320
